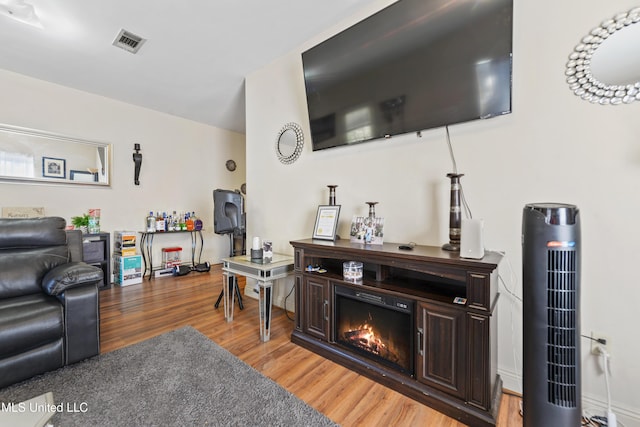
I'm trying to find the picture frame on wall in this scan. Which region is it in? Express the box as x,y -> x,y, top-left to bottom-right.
42,157 -> 66,179
312,205 -> 341,241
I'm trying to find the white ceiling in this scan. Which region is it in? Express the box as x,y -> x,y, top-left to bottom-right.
0,0 -> 374,134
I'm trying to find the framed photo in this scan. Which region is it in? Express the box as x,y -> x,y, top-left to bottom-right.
350,215 -> 385,245
42,157 -> 66,179
312,205 -> 341,241
70,170 -> 98,182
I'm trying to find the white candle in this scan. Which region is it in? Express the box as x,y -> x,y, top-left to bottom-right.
252,237 -> 260,250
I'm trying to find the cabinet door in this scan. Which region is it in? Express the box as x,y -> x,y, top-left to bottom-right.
294,274 -> 303,332
303,277 -> 330,341
416,302 -> 466,399
467,312 -> 490,410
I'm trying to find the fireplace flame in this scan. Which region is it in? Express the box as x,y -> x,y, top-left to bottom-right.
362,325 -> 386,353
337,306 -> 408,371
343,322 -> 392,358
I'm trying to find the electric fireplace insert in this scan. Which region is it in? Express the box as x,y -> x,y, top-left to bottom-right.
334,284 -> 414,375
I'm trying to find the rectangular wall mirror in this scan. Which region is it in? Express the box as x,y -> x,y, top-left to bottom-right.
0,124 -> 111,187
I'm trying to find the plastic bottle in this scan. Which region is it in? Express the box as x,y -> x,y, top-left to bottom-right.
186,212 -> 194,231
146,211 -> 156,232
167,212 -> 174,231
171,211 -> 178,231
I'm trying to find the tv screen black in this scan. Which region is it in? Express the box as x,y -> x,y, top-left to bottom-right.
302,0 -> 513,151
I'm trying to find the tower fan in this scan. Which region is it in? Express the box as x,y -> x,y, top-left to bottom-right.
522,203 -> 581,427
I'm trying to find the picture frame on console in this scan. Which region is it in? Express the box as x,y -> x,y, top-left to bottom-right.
312,205 -> 341,241
350,215 -> 384,245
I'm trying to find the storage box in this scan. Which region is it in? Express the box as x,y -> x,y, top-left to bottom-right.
113,255 -> 142,286
114,231 -> 137,254
118,247 -> 137,257
83,240 -> 105,263
162,247 -> 182,268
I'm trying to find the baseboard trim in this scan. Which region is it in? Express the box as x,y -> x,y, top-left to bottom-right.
498,368 -> 640,425
582,393 -> 640,426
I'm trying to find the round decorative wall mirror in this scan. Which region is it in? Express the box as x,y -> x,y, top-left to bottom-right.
565,7 -> 640,105
275,122 -> 304,164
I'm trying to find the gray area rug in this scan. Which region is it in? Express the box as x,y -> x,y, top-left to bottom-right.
0,326 -> 338,426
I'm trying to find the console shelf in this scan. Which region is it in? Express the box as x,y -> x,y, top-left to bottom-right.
290,238 -> 502,427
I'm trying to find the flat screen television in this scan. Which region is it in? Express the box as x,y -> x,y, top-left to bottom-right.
302,0 -> 513,151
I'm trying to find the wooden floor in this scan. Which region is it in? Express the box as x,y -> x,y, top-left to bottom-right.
99,265 -> 523,427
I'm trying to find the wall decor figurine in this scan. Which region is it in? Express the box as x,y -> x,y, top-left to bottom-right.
133,143 -> 142,185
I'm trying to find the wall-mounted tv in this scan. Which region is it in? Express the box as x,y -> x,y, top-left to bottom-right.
302,0 -> 513,151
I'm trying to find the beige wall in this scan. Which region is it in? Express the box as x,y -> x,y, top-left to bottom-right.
0,68 -> 246,268
245,0 -> 640,423
2,0 -> 638,422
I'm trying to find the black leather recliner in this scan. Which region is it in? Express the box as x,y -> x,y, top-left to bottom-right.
0,216 -> 102,389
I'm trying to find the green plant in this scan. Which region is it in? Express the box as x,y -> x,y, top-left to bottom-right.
71,213 -> 89,228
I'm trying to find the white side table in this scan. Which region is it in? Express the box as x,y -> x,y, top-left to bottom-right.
221,253 -> 294,342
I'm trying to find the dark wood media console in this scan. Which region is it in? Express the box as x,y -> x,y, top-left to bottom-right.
290,239 -> 502,427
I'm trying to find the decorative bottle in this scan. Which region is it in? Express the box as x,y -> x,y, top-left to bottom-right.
193,212 -> 203,231
155,211 -> 165,232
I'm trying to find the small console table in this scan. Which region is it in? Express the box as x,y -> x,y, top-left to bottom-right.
221,253 -> 294,342
139,230 -> 204,280
290,238 -> 502,427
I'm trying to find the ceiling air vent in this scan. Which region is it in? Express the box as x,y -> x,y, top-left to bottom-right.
112,29 -> 146,54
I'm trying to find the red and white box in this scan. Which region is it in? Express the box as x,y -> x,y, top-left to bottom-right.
162,247 -> 182,268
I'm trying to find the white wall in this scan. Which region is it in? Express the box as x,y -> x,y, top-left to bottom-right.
245,0 -> 640,424
0,69 -> 246,269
